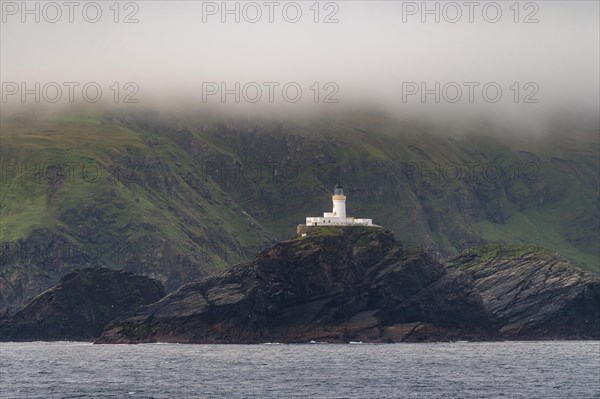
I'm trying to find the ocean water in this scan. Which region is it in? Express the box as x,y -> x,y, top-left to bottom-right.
1,341 -> 599,398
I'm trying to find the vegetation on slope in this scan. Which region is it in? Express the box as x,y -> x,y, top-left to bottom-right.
1,108 -> 597,309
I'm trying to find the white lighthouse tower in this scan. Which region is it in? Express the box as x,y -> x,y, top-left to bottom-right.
332,183 -> 346,219
303,183 -> 375,228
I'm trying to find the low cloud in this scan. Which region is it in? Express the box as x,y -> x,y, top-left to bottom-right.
1,1 -> 598,131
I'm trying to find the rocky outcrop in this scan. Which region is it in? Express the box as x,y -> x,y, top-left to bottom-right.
0,228 -> 101,312
446,245 -> 600,339
4,229 -> 597,343
0,267 -> 165,341
97,227 -> 493,343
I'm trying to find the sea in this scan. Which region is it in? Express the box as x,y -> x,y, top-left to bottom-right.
1,341 -> 599,398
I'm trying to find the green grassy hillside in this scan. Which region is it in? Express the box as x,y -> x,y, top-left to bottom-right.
120,110 -> 597,266
1,109 -> 598,309
0,111 -> 275,309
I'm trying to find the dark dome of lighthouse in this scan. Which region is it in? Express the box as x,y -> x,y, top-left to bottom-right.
334,183 -> 344,196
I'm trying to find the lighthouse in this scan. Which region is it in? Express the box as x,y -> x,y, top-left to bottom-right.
332,183 -> 346,219
301,183 -> 375,230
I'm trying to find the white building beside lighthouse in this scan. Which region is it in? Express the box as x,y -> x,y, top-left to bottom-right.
304,183 -> 374,227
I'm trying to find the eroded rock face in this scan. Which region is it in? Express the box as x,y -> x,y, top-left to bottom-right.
446,245 -> 600,339
5,229 -> 597,344
0,228 -> 99,312
97,227 -> 493,344
0,267 -> 165,341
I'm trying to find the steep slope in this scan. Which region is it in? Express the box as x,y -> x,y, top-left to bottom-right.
1,109 -> 598,310
446,244 -> 600,339
0,267 -> 165,341
109,109 -> 599,269
0,112 -> 275,310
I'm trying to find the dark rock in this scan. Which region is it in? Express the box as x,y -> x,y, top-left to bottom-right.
0,267 -> 165,341
446,244 -> 600,339
97,227 -> 493,344
0,228 -> 98,311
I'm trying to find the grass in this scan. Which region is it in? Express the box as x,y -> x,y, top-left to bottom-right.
0,113 -> 274,277
1,109 -> 598,275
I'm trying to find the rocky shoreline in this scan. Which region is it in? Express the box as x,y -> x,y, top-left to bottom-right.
0,267 -> 164,341
2,227 -> 598,343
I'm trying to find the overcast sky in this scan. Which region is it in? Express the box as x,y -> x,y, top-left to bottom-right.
1,1 -> 599,126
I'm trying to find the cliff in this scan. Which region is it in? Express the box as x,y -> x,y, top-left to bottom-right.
4,229 -> 597,343
2,110 -> 598,311
0,267 -> 165,341
97,227 -> 494,343
446,244 -> 600,339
